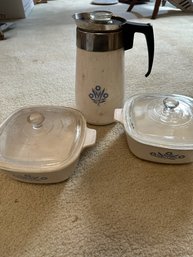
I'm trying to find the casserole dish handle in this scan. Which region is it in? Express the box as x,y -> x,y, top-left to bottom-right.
114,108 -> 124,124
82,128 -> 96,149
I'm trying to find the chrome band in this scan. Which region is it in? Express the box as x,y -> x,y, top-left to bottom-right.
76,28 -> 123,52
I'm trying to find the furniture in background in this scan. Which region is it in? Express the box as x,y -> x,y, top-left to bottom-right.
127,0 -> 193,18
127,0 -> 167,19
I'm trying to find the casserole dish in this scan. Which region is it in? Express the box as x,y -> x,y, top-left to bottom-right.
114,94 -> 193,164
0,106 -> 96,183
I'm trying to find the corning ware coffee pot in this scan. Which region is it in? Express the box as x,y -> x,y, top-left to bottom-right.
73,11 -> 154,125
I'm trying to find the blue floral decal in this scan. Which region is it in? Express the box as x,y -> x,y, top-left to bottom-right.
150,151 -> 185,160
89,85 -> 109,105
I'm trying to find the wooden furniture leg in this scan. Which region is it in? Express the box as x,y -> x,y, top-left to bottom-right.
127,0 -> 139,11
127,0 -> 164,19
151,0 -> 162,18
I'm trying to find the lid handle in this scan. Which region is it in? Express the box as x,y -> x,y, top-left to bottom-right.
90,11 -> 113,23
27,112 -> 45,129
123,21 -> 154,77
163,97 -> 179,111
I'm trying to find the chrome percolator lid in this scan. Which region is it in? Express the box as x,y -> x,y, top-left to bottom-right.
72,11 -> 126,31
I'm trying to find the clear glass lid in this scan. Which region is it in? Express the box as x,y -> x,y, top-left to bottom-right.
0,106 -> 86,172
73,11 -> 125,31
124,94 -> 193,148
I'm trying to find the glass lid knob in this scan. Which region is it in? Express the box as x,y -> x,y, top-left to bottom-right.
163,97 -> 179,111
90,11 -> 113,23
27,112 -> 45,129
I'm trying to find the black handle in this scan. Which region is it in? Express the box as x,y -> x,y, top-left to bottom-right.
123,21 -> 154,77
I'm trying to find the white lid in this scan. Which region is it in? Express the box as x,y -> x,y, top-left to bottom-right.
123,94 -> 193,149
0,106 -> 86,172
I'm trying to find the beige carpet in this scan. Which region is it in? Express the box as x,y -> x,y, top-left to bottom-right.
1,0 -> 193,256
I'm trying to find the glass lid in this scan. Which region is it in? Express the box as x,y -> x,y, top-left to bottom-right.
0,106 -> 86,172
124,94 -> 193,148
72,11 -> 125,31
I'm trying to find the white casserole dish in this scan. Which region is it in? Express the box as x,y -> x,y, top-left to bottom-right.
0,106 -> 96,183
114,94 -> 193,164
